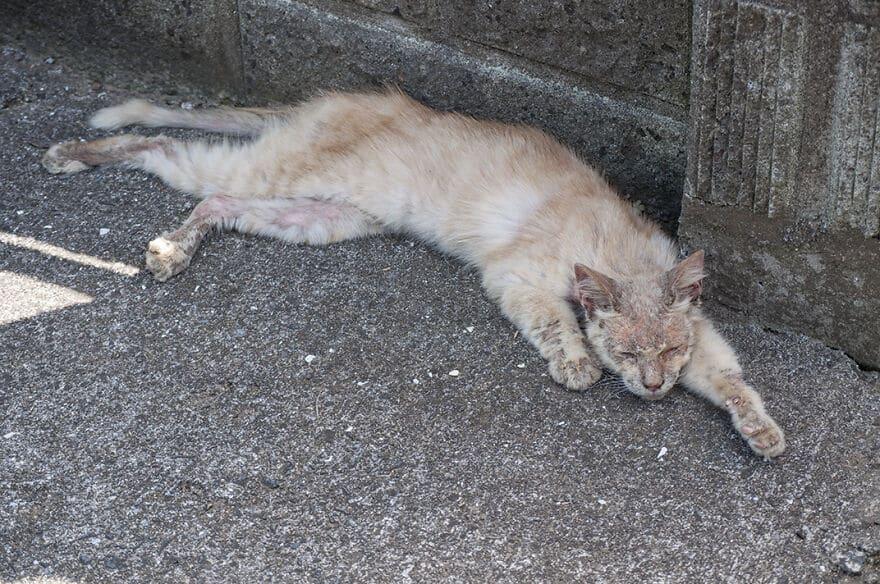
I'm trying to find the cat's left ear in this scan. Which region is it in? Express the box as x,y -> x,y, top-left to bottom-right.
667,250 -> 705,303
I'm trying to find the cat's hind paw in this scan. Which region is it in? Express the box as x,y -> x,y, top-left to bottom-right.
42,142 -> 91,174
549,354 -> 602,391
145,236 -> 192,282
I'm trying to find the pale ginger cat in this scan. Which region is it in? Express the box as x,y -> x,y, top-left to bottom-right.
42,90 -> 785,458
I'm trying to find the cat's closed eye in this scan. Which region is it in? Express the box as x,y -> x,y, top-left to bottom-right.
619,351 -> 638,360
661,346 -> 685,357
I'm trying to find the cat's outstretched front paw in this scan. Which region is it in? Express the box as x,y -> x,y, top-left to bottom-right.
549,354 -> 601,391
42,142 -> 91,174
145,236 -> 192,281
727,395 -> 786,459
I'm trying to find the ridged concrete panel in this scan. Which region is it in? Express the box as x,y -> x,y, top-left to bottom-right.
690,0 -> 806,217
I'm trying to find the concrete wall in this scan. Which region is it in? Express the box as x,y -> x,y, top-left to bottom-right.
682,0 -> 880,368
0,0 -> 689,227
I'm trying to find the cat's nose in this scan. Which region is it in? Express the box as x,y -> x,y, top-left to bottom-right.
644,381 -> 662,392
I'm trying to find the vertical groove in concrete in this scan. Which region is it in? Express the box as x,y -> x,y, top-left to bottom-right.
767,11 -> 805,218
830,23 -> 880,237
752,9 -> 781,214
708,1 -> 737,206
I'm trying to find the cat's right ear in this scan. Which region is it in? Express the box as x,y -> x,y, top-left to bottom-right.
574,264 -> 618,316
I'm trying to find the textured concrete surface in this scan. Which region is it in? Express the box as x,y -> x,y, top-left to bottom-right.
1,0 -> 245,93
682,0 -> 880,369
2,42 -> 879,583
239,0 -> 686,227
350,0 -> 692,107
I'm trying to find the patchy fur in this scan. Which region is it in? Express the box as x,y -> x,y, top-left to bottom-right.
43,89 -> 784,458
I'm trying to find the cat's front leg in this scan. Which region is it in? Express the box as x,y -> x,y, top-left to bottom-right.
681,316 -> 786,458
497,285 -> 601,391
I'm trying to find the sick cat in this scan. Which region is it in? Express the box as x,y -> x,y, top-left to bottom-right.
42,89 -> 785,458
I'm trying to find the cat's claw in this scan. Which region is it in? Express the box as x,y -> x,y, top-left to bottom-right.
42,142 -> 91,174
727,399 -> 786,459
145,236 -> 192,281
549,355 -> 602,391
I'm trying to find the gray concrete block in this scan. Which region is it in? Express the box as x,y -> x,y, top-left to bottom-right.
0,0 -> 245,93
239,0 -> 687,226
682,0 -> 880,367
348,0 -> 692,108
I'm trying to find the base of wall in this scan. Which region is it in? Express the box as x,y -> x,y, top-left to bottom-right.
681,199 -> 880,369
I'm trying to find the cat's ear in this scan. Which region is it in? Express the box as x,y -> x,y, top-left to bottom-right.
667,250 -> 705,303
574,264 -> 618,316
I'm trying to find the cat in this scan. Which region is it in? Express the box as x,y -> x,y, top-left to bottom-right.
42,89 -> 785,458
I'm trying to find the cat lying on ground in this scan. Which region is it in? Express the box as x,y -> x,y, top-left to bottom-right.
42,89 -> 785,458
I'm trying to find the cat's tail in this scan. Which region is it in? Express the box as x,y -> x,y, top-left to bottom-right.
90,99 -> 291,136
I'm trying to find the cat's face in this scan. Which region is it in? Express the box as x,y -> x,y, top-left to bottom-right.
576,251 -> 704,400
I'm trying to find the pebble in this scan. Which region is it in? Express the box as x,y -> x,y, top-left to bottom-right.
99,227 -> 110,236
835,550 -> 866,574
261,477 -> 280,489
304,354 -> 316,364
465,326 -> 474,333
516,363 -> 526,369
657,447 -> 668,460
448,369 -> 460,377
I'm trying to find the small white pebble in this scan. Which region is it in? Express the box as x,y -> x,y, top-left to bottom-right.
448,369 -> 460,377
516,363 -> 526,369
412,378 -> 420,385
181,101 -> 194,110
328,348 -> 334,353
98,228 -> 110,236
657,447 -> 668,460
427,372 -> 433,378
345,426 -> 354,433
304,354 -> 316,364
43,225 -> 52,229
465,326 -> 474,333
16,210 -> 23,215
45,56 -> 55,64
3,432 -> 18,439
597,499 -> 607,505
356,381 -> 368,387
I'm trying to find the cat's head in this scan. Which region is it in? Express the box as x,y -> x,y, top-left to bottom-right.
575,251 -> 705,400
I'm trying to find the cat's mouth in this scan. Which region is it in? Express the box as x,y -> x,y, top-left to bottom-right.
624,379 -> 675,401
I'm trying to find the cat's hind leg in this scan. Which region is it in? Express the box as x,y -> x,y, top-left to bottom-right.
90,99 -> 291,135
146,196 -> 381,281
42,134 -> 248,199
42,135 -> 166,175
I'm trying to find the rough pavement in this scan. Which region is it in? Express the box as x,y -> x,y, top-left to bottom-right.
1,41 -> 878,583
